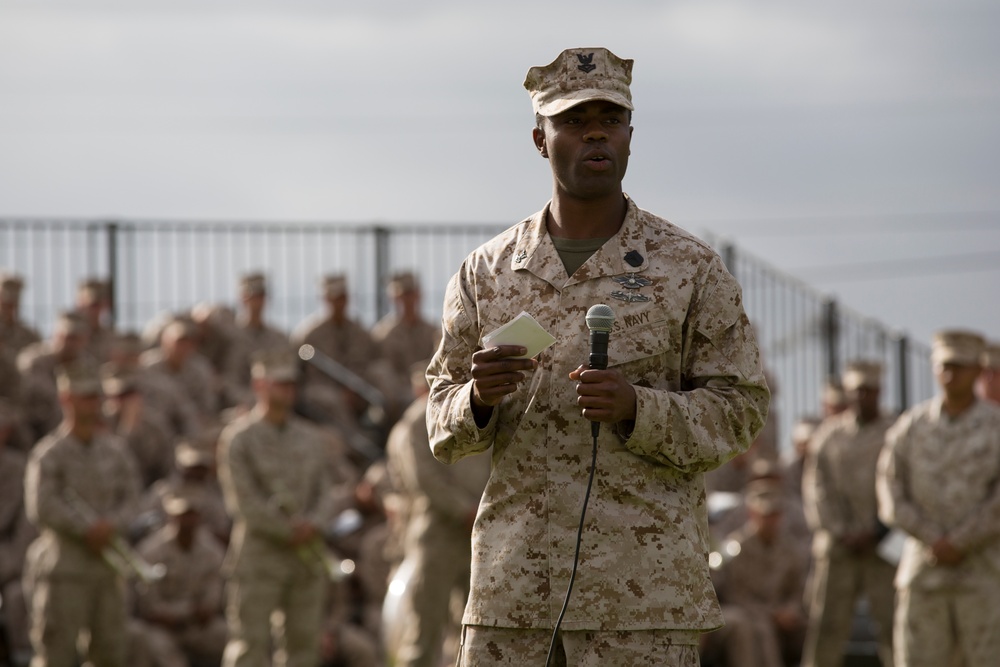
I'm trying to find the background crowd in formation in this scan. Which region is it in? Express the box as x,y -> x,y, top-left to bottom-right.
0,268 -> 998,667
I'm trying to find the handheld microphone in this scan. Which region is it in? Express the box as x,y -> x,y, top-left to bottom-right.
585,304 -> 615,437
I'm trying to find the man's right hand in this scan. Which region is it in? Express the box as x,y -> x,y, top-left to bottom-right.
85,519 -> 115,555
470,345 -> 535,423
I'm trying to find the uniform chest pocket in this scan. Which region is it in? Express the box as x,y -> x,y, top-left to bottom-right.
607,318 -> 682,390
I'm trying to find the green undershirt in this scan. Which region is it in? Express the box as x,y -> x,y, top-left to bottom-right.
551,236 -> 611,277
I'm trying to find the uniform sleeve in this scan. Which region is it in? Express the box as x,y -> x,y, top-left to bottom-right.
947,424 -> 1000,552
801,425 -> 848,537
426,269 -> 499,465
24,445 -> 89,539
217,427 -> 293,543
108,443 -> 142,534
394,402 -> 480,524
876,414 -> 942,545
620,259 -> 770,473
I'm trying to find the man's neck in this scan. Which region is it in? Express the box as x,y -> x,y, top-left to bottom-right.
547,193 -> 627,240
942,393 -> 976,418
259,404 -> 288,427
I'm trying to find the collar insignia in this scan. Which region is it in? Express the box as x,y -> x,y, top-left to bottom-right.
576,53 -> 596,74
624,250 -> 644,267
514,249 -> 528,264
611,290 -> 651,303
614,275 -> 652,289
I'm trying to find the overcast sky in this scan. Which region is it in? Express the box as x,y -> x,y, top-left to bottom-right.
2,0 -> 998,346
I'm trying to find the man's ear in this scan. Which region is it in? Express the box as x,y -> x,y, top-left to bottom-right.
532,127 -> 548,159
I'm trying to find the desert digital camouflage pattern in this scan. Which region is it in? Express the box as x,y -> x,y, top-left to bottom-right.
801,412 -> 896,667
427,196 -> 769,632
217,411 -> 338,577
804,412 -> 897,550
877,395 -> 1000,666
24,426 -> 141,578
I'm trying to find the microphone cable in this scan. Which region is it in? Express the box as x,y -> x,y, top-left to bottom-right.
544,428 -> 599,667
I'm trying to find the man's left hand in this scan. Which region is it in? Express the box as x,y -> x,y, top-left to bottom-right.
569,365 -> 637,424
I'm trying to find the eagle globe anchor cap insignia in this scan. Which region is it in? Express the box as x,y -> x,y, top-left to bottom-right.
523,47 -> 634,117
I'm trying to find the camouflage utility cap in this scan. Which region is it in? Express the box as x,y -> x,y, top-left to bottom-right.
981,343 -> 1000,369
931,329 -> 985,367
0,273 -> 24,303
524,47 -> 633,117
321,274 -> 347,299
241,272 -> 267,296
842,360 -> 883,391
57,362 -> 103,396
251,346 -> 299,382
387,270 -> 418,297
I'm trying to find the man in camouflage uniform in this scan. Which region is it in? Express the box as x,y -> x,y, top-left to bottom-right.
386,363 -> 490,667
293,274 -> 378,381
976,341 -> 1000,405
877,330 -> 1000,667
75,277 -> 115,363
23,363 -> 141,667
223,272 -> 289,407
801,361 -> 897,667
134,494 -> 228,667
17,311 -> 91,442
0,401 -> 35,666
371,271 -> 441,415
0,273 -> 41,356
704,480 -> 806,667
426,47 -> 769,666
218,347 -> 338,667
101,366 -> 176,490
138,438 -> 233,547
106,331 -> 201,440
142,316 -> 220,425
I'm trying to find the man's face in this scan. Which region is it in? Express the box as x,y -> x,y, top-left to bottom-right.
848,385 -> 881,421
242,292 -> 266,316
935,361 -> 981,399
256,378 -> 297,411
64,391 -> 103,426
533,101 -> 633,201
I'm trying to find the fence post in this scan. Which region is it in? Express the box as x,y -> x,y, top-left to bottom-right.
106,221 -> 119,329
720,242 -> 737,280
374,226 -> 391,321
896,334 -> 910,413
822,297 -> 840,381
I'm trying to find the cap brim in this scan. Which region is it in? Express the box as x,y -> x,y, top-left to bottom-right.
535,90 -> 634,117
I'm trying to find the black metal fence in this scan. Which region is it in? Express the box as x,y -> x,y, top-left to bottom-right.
0,218 -> 934,454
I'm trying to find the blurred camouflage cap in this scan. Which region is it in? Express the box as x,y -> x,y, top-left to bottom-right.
524,47 -> 634,117
161,316 -> 198,343
54,310 -> 88,336
842,360 -> 883,391
163,492 -> 201,516
100,363 -> 138,397
745,480 -> 784,516
77,277 -> 108,303
251,346 -> 300,383
932,329 -> 985,366
0,272 -> 24,303
981,342 -> 1000,369
175,440 -> 214,468
240,272 -> 267,296
57,361 -> 103,396
387,271 -> 419,297
320,273 -> 348,299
